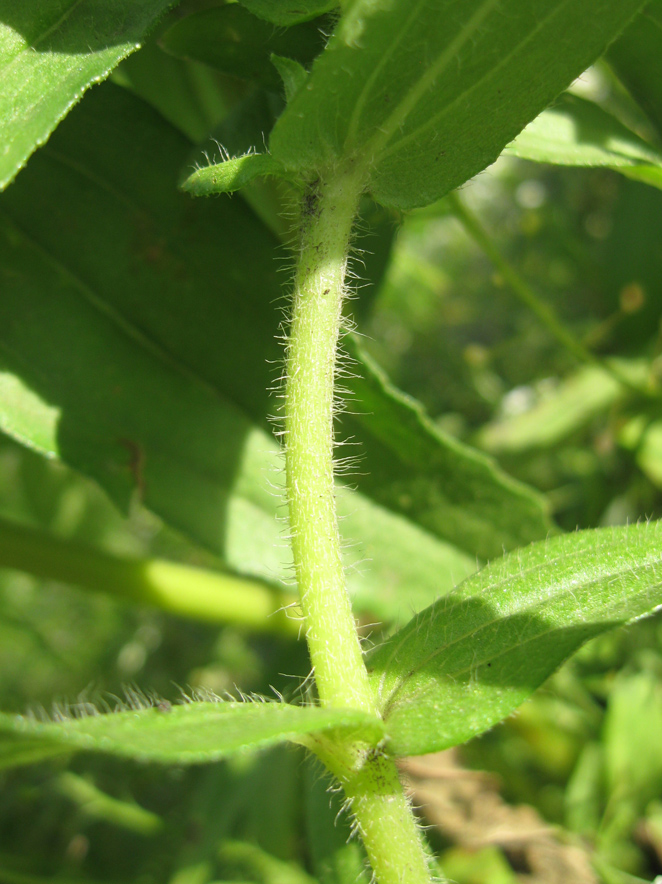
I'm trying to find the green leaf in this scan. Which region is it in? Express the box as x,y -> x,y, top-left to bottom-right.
607,0 -> 662,140
343,339 -> 554,560
369,521 -> 662,757
113,39 -> 231,143
159,5 -> 326,91
0,83 -> 551,625
0,83 -> 479,626
186,87 -> 292,238
0,701 -> 384,766
0,0 -> 174,191
270,0 -> 648,210
236,0 -> 338,27
182,152 -> 287,196
505,93 -> 662,189
271,55 -> 309,104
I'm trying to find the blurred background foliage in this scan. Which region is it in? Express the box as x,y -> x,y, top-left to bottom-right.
3,5 -> 662,883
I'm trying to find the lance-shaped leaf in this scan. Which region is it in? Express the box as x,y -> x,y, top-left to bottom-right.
343,339 -> 554,559
270,0 -> 647,210
477,360 -> 647,455
0,0 -> 174,190
505,93 -> 662,189
369,521 -> 662,757
0,83 -> 480,626
0,701 -> 384,766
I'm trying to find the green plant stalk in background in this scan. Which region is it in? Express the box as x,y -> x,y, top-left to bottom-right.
284,166 -> 434,884
0,516 -> 298,635
448,191 -> 652,399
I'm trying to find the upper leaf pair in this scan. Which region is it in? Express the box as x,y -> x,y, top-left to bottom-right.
184,0 -> 650,209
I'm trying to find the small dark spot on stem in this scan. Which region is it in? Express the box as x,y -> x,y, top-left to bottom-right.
156,700 -> 172,713
302,178 -> 321,220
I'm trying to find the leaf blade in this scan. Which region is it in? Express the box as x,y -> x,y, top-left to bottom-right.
270,0 -> 648,209
0,0 -> 174,190
369,522 -> 662,757
0,702 -> 384,765
607,0 -> 662,140
505,92 -> 662,188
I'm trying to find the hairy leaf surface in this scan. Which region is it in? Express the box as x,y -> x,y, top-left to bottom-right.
370,522 -> 662,757
270,0 -> 647,210
0,0 -> 173,190
0,702 -> 383,765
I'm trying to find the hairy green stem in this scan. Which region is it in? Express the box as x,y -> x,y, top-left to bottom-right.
0,516 -> 297,635
285,167 -> 376,714
284,169 -> 436,884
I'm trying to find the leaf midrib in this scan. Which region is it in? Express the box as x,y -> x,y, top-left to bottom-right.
373,0 -> 576,165
361,0 -> 503,160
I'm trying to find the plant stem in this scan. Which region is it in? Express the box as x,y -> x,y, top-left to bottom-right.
449,191 -> 651,398
336,750 -> 436,884
284,168 -> 436,884
0,516 -> 298,635
285,166 -> 376,714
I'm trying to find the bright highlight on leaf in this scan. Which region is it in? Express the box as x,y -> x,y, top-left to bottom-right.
0,0 -> 174,191
0,701 -> 384,766
506,93 -> 662,189
371,521 -> 662,757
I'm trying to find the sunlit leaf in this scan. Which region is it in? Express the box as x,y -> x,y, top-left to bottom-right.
270,0 -> 648,210
0,0 -> 174,190
477,362 -> 645,455
506,93 -> 662,189
0,701 -> 383,765
370,521 -> 662,756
